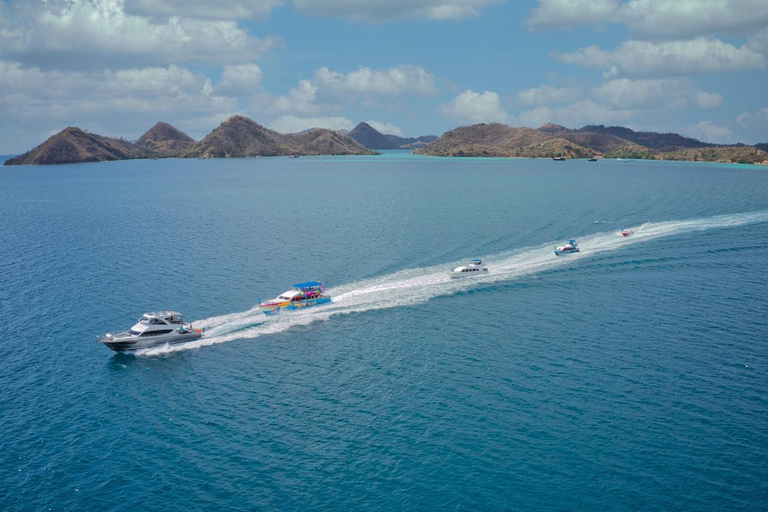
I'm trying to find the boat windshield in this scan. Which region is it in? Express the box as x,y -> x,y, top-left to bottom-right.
139,316 -> 151,324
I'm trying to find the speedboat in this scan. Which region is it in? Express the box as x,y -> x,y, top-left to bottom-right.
100,310 -> 203,352
588,157 -> 598,162
552,156 -> 566,161
449,259 -> 489,278
621,229 -> 634,237
554,240 -> 580,256
258,281 -> 331,315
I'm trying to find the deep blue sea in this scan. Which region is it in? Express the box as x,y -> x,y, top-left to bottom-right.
2,152 -> 767,510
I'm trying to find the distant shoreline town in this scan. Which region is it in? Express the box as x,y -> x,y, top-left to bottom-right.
5,117 -> 767,166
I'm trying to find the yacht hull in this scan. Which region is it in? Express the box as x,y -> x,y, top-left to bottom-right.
449,270 -> 489,279
101,331 -> 203,352
259,297 -> 332,315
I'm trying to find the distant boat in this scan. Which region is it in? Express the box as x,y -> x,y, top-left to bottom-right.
554,240 -> 580,256
552,156 -> 566,161
588,157 -> 598,162
289,154 -> 300,158
617,157 -> 629,162
449,259 -> 489,279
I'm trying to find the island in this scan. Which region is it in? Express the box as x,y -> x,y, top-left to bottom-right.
5,118 -> 767,166
414,123 -> 768,165
4,116 -> 372,165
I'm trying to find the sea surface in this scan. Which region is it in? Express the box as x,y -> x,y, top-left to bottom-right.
1,152 -> 767,510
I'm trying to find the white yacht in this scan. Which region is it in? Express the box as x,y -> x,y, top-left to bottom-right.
100,310 -> 203,352
449,259 -> 489,278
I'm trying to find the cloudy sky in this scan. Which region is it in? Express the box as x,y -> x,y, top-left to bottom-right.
1,0 -> 767,153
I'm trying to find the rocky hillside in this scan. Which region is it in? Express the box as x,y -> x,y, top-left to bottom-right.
658,146 -> 768,165
348,122 -> 437,150
348,122 -> 395,149
284,127 -> 371,155
576,125 -> 712,151
6,116 -> 371,165
416,123 -> 554,157
185,116 -> 370,158
416,123 -> 767,164
136,122 -> 194,157
5,127 -> 147,165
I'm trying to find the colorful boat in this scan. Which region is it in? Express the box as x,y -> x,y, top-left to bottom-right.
554,240 -> 580,256
258,281 -> 332,315
621,229 -> 633,237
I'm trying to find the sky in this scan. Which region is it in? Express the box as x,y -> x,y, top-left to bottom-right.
0,0 -> 767,153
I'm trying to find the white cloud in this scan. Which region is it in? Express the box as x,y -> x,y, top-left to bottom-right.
0,0 -> 278,70
735,108 -> 768,131
517,99 -> 638,128
682,120 -> 735,144
314,65 -> 438,97
594,78 -> 722,110
694,90 -> 724,110
217,63 -> 263,96
249,65 -> 437,119
439,89 -> 511,124
0,60 -> 237,151
270,115 -> 355,133
619,0 -> 768,39
365,121 -> 403,136
526,0 -> 617,30
517,85 -> 581,106
747,27 -> 768,53
294,0 -> 502,22
526,0 -> 768,39
126,0 -> 283,20
556,38 -> 766,77
272,80 -> 324,115
679,108 -> 768,145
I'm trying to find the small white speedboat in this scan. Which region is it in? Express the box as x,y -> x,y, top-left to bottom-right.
449,259 -> 489,278
554,240 -> 580,256
100,310 -> 203,352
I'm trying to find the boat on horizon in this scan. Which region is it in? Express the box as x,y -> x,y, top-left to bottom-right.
449,259 -> 489,279
552,156 -> 566,161
100,310 -> 203,352
258,281 -> 331,315
554,240 -> 580,256
588,157 -> 598,161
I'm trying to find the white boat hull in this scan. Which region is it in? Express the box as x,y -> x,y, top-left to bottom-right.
100,330 -> 202,352
449,269 -> 489,279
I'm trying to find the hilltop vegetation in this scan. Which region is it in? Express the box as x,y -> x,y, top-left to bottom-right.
416,123 -> 767,164
186,116 -> 370,158
6,116 -> 370,165
6,119 -> 766,166
4,127 -> 145,165
348,122 -> 437,150
136,122 -> 194,157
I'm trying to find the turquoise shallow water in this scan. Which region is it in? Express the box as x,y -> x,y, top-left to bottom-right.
1,152 -> 768,510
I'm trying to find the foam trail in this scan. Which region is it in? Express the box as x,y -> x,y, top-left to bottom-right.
136,211 -> 768,356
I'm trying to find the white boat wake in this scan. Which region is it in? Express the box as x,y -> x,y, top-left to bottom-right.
135,210 -> 768,356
